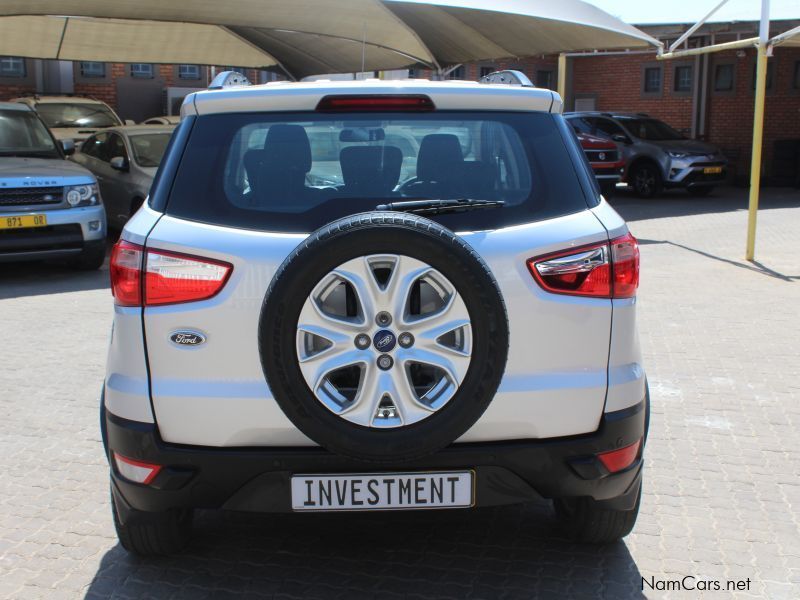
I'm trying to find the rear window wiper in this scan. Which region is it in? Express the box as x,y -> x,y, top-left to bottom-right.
375,198 -> 505,215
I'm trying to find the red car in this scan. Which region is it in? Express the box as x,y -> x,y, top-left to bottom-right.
577,133 -> 625,196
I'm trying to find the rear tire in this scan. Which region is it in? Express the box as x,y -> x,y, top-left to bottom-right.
554,485 -> 642,544
70,241 -> 106,270
111,484 -> 193,556
631,163 -> 662,198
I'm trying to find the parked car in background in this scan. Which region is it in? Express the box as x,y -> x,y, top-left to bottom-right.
575,132 -> 625,196
0,102 -> 106,268
566,112 -> 727,198
12,95 -> 125,146
141,116 -> 181,126
72,125 -> 175,228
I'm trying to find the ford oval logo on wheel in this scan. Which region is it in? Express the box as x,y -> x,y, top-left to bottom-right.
170,331 -> 207,346
373,330 -> 397,351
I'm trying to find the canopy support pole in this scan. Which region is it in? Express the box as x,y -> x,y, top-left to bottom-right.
557,53 -> 567,103
745,0 -> 770,262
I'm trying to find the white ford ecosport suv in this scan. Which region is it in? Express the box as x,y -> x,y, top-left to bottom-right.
103,74 -> 648,555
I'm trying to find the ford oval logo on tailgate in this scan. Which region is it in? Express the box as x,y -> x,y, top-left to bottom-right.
170,331 -> 206,346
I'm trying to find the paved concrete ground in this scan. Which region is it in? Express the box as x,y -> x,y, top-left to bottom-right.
1,187 -> 798,599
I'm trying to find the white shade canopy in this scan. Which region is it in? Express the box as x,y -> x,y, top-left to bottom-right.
0,0 -> 660,78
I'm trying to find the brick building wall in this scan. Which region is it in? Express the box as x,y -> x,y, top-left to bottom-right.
568,46 -> 800,182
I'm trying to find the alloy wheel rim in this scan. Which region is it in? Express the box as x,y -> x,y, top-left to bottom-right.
295,254 -> 472,428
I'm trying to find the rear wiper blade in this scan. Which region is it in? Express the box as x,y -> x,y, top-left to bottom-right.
375,198 -> 505,215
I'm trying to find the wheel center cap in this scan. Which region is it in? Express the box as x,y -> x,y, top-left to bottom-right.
373,330 -> 396,352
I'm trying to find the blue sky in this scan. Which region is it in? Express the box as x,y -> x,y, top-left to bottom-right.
588,0 -> 799,24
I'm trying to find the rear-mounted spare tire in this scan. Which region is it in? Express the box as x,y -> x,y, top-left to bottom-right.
259,212 -> 509,462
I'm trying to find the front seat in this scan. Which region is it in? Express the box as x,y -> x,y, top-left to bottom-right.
404,134 -> 465,198
339,146 -> 403,197
243,124 -> 318,209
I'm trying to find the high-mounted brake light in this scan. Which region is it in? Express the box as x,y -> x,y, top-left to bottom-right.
597,439 -> 641,473
110,240 -> 232,307
527,232 -> 639,299
114,452 -> 162,485
316,94 -> 435,112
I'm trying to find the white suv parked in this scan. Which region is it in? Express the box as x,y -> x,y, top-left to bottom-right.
103,75 -> 648,555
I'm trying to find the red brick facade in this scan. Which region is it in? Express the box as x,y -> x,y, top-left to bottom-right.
569,46 -> 800,182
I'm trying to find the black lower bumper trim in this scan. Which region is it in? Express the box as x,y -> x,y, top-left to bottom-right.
107,399 -> 646,514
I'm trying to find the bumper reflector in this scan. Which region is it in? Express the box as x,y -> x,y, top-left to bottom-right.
114,452 -> 162,485
597,439 -> 641,473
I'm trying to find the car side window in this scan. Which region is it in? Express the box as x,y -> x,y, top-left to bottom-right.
82,133 -> 109,161
568,117 -> 594,135
591,118 -> 627,140
106,133 -> 129,162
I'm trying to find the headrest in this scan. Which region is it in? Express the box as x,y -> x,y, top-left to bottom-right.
262,124 -> 312,173
417,134 -> 464,181
340,146 -> 403,193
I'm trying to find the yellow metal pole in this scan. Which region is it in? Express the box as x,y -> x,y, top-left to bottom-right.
745,43 -> 768,261
557,53 -> 567,102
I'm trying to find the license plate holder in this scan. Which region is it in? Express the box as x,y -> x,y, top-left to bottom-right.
0,214 -> 48,229
703,166 -> 723,175
291,471 -> 474,512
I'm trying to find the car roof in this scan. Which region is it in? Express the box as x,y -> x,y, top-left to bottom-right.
100,125 -> 177,136
12,96 -> 112,105
0,101 -> 32,111
568,111 -> 651,119
183,79 -> 560,117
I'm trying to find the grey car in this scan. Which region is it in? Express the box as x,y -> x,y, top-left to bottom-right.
72,125 -> 175,228
566,112 -> 727,198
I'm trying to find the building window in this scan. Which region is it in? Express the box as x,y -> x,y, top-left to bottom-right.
130,63 -> 154,78
80,62 -> 105,78
447,66 -> 465,80
794,61 -> 800,90
0,56 -> 26,78
674,65 -> 693,92
479,66 -> 496,79
537,70 -> 554,89
714,63 -> 734,92
643,67 -> 662,93
751,61 -> 774,91
178,64 -> 201,80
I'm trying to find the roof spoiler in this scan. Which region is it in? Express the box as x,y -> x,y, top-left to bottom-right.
478,70 -> 534,87
208,71 -> 252,91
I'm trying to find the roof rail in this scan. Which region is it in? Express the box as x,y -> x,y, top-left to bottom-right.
636,112 -> 650,117
208,71 -> 252,90
478,70 -> 534,87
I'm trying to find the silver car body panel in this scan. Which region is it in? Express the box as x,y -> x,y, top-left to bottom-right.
106,81 -> 645,448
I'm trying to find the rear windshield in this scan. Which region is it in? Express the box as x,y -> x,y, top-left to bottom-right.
165,111 -> 590,233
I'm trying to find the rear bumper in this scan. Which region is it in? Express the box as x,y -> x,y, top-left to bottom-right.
106,396 -> 647,515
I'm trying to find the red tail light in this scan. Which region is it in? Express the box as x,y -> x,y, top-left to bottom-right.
527,232 -> 639,299
316,94 -> 435,112
597,439 -> 641,473
110,240 -> 143,306
110,240 -> 232,307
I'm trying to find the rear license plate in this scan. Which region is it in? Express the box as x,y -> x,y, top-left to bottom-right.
0,214 -> 47,229
703,166 -> 723,174
291,471 -> 474,511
